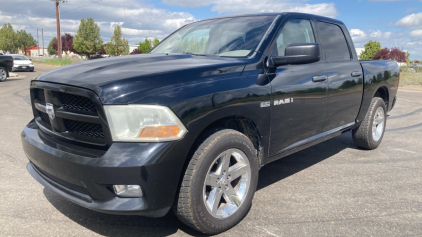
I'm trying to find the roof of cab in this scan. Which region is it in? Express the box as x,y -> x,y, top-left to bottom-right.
197,12 -> 343,25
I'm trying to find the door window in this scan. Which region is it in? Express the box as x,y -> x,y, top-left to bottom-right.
274,19 -> 315,56
316,22 -> 351,61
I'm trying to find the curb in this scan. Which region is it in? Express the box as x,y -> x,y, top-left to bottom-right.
9,72 -> 19,77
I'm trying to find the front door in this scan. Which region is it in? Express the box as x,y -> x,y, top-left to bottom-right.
267,18 -> 328,157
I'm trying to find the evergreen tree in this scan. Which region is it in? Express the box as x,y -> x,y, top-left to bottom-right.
74,18 -> 103,59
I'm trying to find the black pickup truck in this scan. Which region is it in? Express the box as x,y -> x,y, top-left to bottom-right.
0,55 -> 13,82
22,13 -> 399,234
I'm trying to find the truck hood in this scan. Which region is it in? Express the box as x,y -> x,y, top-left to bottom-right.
34,54 -> 246,104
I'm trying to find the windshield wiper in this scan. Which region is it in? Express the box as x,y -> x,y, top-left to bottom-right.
183,52 -> 218,57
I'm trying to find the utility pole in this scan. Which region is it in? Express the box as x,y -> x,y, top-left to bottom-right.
51,0 -> 67,59
42,29 -> 44,56
37,29 -> 40,56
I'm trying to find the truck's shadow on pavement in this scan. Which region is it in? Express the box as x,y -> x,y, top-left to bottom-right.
44,132 -> 356,236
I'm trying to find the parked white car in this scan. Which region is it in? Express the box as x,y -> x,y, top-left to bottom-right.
11,54 -> 34,72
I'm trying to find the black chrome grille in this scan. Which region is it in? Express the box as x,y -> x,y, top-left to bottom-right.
35,88 -> 45,104
31,84 -> 110,146
64,119 -> 104,139
38,111 -> 50,125
58,92 -> 97,113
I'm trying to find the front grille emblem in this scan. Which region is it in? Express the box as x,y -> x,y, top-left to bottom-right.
46,103 -> 55,120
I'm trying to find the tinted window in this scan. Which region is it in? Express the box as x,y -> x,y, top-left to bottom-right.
317,22 -> 351,61
274,19 -> 315,56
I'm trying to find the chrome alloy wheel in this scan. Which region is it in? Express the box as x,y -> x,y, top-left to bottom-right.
0,68 -> 6,81
203,148 -> 251,219
372,107 -> 385,142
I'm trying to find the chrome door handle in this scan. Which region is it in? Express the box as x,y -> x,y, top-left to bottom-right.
312,76 -> 327,82
351,71 -> 362,77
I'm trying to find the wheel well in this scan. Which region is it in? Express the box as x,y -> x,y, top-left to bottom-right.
172,116 -> 264,205
190,116 -> 263,166
374,86 -> 389,110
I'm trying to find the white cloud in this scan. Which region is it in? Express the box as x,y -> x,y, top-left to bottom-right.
395,12 -> 422,29
350,28 -> 422,59
162,0 -> 214,7
163,0 -> 338,18
410,29 -> 422,38
0,0 -> 197,46
350,29 -> 393,43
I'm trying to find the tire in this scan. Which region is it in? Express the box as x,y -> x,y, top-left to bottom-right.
174,129 -> 259,235
0,67 -> 7,82
352,97 -> 387,149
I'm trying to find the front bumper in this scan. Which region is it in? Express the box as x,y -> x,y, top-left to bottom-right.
13,65 -> 34,71
22,119 -> 191,217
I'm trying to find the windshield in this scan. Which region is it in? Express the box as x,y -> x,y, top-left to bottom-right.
12,55 -> 29,60
151,16 -> 277,57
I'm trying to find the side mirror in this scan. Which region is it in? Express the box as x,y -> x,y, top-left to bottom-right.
268,43 -> 320,67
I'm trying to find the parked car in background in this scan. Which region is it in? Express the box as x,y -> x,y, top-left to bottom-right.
0,55 -> 13,81
22,13 -> 399,234
11,54 -> 34,72
90,54 -> 104,60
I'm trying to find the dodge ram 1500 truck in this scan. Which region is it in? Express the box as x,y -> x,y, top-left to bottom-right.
22,13 -> 399,234
0,55 -> 13,81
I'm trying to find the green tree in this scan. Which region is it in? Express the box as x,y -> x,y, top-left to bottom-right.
360,40 -> 381,60
138,39 -> 152,54
47,37 -> 57,55
105,26 -> 129,56
0,23 -> 18,53
153,38 -> 160,47
16,30 -> 37,56
74,18 -> 103,59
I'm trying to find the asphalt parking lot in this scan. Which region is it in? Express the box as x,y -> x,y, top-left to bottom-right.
1,64 -> 421,236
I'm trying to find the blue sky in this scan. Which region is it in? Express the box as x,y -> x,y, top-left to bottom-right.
1,0 -> 421,59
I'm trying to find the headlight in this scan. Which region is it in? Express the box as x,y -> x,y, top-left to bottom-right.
104,105 -> 187,142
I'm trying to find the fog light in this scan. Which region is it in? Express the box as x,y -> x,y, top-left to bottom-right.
113,185 -> 143,197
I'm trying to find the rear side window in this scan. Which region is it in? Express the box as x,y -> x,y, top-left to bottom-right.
316,22 -> 351,61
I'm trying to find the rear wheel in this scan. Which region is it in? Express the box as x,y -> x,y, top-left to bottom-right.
174,129 -> 259,234
0,67 -> 7,82
352,97 -> 387,149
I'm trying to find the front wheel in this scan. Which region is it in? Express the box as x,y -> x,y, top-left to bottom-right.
0,67 -> 7,82
352,97 -> 387,149
174,129 -> 259,235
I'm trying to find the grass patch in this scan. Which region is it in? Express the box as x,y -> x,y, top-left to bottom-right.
43,58 -> 73,66
399,66 -> 422,90
31,57 -> 86,66
399,72 -> 422,90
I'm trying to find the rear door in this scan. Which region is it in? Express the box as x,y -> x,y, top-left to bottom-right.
267,17 -> 328,157
316,21 -> 363,130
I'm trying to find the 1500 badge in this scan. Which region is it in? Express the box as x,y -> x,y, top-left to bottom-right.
261,98 -> 294,108
274,98 -> 293,105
